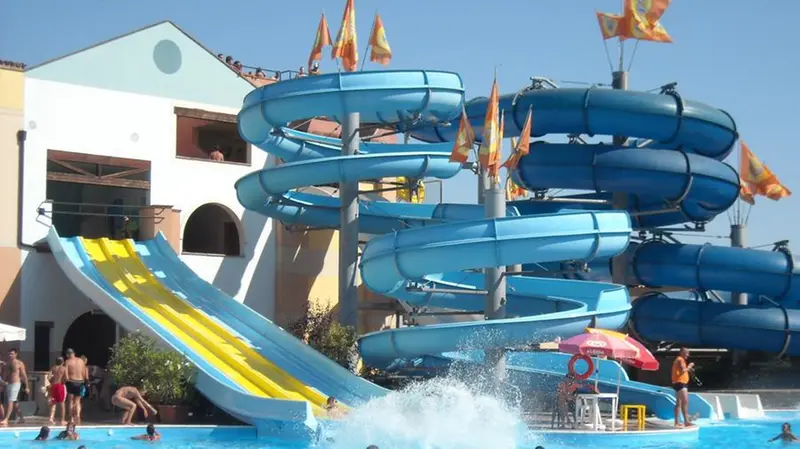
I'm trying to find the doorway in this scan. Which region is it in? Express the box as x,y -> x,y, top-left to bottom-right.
62,311 -> 117,368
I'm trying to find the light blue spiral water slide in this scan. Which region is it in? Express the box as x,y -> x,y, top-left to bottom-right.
235,70 -> 633,366
232,69 -> 757,420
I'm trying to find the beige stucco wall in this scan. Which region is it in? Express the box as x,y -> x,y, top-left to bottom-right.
274,125 -> 403,334
0,64 -> 24,356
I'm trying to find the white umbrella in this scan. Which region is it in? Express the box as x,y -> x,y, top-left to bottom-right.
0,323 -> 26,342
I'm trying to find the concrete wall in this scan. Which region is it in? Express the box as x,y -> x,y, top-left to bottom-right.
0,64 -> 24,358
272,131 -> 402,334
19,78 -> 276,361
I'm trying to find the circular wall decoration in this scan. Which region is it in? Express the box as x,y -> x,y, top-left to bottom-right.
153,39 -> 182,75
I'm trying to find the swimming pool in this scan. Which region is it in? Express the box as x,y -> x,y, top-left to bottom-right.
1,412 -> 796,449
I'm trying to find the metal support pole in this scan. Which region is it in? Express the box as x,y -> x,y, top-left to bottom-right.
731,223 -> 747,366
484,174 -> 507,382
477,168 -> 488,204
610,71 -> 629,286
730,224 -> 747,305
339,113 -> 360,330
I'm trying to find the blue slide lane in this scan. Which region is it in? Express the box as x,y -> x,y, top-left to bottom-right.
137,234 -> 387,406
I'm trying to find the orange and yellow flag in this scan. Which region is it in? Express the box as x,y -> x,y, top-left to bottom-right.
368,14 -> 392,65
596,0 -> 672,43
449,109 -> 476,163
332,0 -> 358,72
478,76 -> 501,171
739,140 -> 791,204
505,173 -> 528,201
624,13 -> 672,43
488,113 -> 504,182
596,12 -> 623,40
502,106 -> 532,170
308,13 -> 333,71
630,0 -> 671,24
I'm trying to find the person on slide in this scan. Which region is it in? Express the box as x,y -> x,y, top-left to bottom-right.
324,396 -> 348,419
671,347 -> 695,428
769,423 -> 799,444
112,386 -> 158,424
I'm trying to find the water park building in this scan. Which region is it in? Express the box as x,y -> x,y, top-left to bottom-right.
0,21 -> 398,370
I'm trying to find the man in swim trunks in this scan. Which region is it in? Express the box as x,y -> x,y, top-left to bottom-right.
48,357 -> 68,425
0,348 -> 28,426
64,349 -> 88,424
112,386 -> 158,424
671,347 -> 695,428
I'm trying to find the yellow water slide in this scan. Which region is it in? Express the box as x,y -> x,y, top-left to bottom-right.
80,237 -> 328,415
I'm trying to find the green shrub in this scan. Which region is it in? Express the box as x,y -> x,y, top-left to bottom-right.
108,332 -> 196,405
288,301 -> 357,368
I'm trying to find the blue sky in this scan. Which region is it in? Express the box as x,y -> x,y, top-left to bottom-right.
1,0 -> 798,251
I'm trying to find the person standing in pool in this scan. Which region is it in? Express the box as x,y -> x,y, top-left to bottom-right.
131,423 -> 161,441
64,349 -> 88,424
33,426 -> 50,441
56,422 -> 79,441
0,348 -> 29,426
769,423 -> 799,444
671,347 -> 695,428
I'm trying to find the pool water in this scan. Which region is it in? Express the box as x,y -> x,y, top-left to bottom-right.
2,379 -> 797,449
0,412 -> 800,449
2,414 -> 797,449
539,414 -> 799,449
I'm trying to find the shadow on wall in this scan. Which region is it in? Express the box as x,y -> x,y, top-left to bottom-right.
274,226 -> 336,327
16,251 -> 99,369
211,156 -> 276,319
0,247 -> 22,360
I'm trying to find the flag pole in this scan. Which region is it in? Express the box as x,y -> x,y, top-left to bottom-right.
609,4 -> 629,287
617,0 -> 625,72
484,66 -> 507,386
359,11 -> 377,71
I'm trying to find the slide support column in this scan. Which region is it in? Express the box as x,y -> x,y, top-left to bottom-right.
339,113 -> 360,331
610,71 -> 630,286
477,167 -> 488,204
731,223 -> 747,365
484,175 -> 507,384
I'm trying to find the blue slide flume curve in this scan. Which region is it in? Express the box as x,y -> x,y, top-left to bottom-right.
235,71 -> 634,366
231,69 -> 800,420
231,70 -> 748,420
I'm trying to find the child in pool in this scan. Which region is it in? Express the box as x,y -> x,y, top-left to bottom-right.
769,423 -> 799,444
56,422 -> 79,441
33,426 -> 50,441
131,423 -> 161,442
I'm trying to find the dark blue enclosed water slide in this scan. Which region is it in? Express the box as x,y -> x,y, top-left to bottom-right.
413,87 -> 800,356
629,242 -> 800,355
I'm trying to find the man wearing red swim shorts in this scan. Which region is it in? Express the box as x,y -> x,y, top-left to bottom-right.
48,357 -> 67,425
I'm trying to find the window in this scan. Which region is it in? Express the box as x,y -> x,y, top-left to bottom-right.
175,107 -> 250,164
183,203 -> 242,256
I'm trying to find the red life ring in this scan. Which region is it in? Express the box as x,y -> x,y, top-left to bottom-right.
568,354 -> 594,380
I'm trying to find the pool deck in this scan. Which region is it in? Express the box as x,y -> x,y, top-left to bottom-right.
523,411 -> 695,431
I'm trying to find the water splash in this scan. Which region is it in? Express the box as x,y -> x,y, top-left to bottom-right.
324,377 -> 528,449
